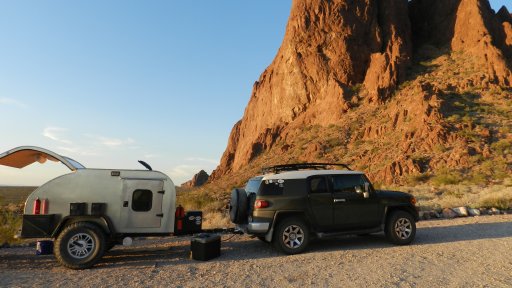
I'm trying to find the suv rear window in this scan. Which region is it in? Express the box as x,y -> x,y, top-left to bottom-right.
245,177 -> 263,194
259,179 -> 285,196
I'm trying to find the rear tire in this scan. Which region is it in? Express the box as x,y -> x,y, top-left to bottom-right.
385,211 -> 416,245
273,217 -> 309,254
54,222 -> 106,269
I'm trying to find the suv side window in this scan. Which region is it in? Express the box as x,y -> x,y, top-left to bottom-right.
309,176 -> 328,194
331,174 -> 365,199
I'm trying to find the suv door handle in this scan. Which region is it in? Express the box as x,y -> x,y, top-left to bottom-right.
334,199 -> 346,203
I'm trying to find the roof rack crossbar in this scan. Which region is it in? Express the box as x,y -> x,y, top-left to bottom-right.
261,163 -> 352,174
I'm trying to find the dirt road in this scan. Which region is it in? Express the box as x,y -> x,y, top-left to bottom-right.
1,215 -> 511,287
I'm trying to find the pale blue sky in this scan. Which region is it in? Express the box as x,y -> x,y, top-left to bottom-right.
0,0 -> 508,186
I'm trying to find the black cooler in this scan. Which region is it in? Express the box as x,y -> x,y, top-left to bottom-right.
190,233 -> 221,261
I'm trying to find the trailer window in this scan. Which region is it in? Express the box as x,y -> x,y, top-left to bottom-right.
132,189 -> 153,211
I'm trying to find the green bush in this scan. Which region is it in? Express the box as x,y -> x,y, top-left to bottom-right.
431,169 -> 463,186
0,210 -> 22,244
491,139 -> 512,156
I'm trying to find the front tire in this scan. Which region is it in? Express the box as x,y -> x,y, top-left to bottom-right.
54,222 -> 106,269
385,211 -> 416,245
273,218 -> 309,254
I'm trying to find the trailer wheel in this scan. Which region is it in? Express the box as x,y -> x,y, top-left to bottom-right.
54,222 -> 106,269
229,188 -> 248,224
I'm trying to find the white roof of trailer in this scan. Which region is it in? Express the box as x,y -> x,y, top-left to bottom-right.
0,146 -> 85,171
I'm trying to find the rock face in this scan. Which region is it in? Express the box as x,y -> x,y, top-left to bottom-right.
212,0 -> 412,178
181,170 -> 209,188
211,0 -> 512,184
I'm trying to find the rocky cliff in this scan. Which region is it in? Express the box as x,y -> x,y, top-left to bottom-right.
211,0 -> 512,185
181,170 -> 209,188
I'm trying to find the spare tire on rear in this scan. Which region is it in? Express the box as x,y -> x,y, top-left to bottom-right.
230,188 -> 248,224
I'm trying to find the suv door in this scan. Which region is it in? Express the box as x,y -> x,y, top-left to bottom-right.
331,174 -> 383,230
307,176 -> 334,231
121,179 -> 164,230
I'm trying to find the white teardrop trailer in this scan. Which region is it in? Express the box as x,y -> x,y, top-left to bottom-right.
0,146 -> 207,269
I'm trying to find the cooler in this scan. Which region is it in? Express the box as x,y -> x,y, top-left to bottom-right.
190,233 -> 221,261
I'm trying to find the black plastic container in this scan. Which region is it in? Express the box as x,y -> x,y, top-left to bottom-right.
70,202 -> 87,216
182,211 -> 203,234
91,203 -> 106,216
190,233 -> 221,261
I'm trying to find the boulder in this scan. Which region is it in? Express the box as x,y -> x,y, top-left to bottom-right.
442,208 -> 458,219
452,206 -> 469,217
490,207 -> 501,215
467,208 -> 481,216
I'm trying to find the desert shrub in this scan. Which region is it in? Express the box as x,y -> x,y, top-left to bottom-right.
406,173 -> 431,185
431,168 -> 463,186
479,196 -> 512,210
0,209 -> 23,244
202,212 -> 232,229
491,139 -> 512,156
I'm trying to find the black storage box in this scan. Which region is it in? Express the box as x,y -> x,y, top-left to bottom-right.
70,203 -> 87,216
21,214 -> 57,238
91,203 -> 106,216
190,233 -> 221,261
182,211 -> 203,234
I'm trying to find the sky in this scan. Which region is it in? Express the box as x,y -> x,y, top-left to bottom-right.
0,0 -> 508,186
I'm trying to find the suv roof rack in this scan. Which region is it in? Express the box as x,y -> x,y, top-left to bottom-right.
261,163 -> 352,174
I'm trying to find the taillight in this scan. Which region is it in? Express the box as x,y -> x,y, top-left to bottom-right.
410,197 -> 417,206
33,198 -> 41,215
255,200 -> 270,209
41,198 -> 49,214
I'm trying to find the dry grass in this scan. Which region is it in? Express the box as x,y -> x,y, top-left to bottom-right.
392,181 -> 512,211
202,212 -> 232,229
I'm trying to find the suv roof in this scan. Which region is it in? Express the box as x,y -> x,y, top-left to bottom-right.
260,169 -> 364,180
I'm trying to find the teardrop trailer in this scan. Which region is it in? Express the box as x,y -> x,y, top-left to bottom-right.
0,146 -> 217,269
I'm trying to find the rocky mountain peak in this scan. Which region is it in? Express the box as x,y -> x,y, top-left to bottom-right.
211,0 -> 512,185
181,170 -> 209,188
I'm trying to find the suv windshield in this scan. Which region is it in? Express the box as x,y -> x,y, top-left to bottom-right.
245,177 -> 263,194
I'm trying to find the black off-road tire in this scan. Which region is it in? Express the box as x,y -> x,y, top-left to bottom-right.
385,211 -> 416,245
229,188 -> 248,224
273,217 -> 310,255
54,222 -> 106,269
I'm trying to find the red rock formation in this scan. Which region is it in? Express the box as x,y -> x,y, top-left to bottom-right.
212,0 -> 512,184
181,170 -> 209,188
211,0 -> 412,179
450,0 -> 512,86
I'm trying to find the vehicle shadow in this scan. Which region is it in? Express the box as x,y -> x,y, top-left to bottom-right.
86,220 -> 512,268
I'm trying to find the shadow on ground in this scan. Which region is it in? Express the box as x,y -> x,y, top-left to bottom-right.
1,219 -> 511,270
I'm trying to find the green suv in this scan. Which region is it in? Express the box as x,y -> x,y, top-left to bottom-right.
229,163 -> 419,254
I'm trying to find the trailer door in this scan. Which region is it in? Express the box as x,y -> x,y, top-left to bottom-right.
122,179 -> 164,229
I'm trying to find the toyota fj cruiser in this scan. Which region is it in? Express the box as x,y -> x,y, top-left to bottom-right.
229,163 -> 419,254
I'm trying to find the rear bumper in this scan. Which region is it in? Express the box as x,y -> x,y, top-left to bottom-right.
248,222 -> 270,233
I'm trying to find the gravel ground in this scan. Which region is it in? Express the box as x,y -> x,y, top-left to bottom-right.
1,215 -> 512,288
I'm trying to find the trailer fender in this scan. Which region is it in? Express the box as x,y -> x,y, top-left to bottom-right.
52,216 -> 116,239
